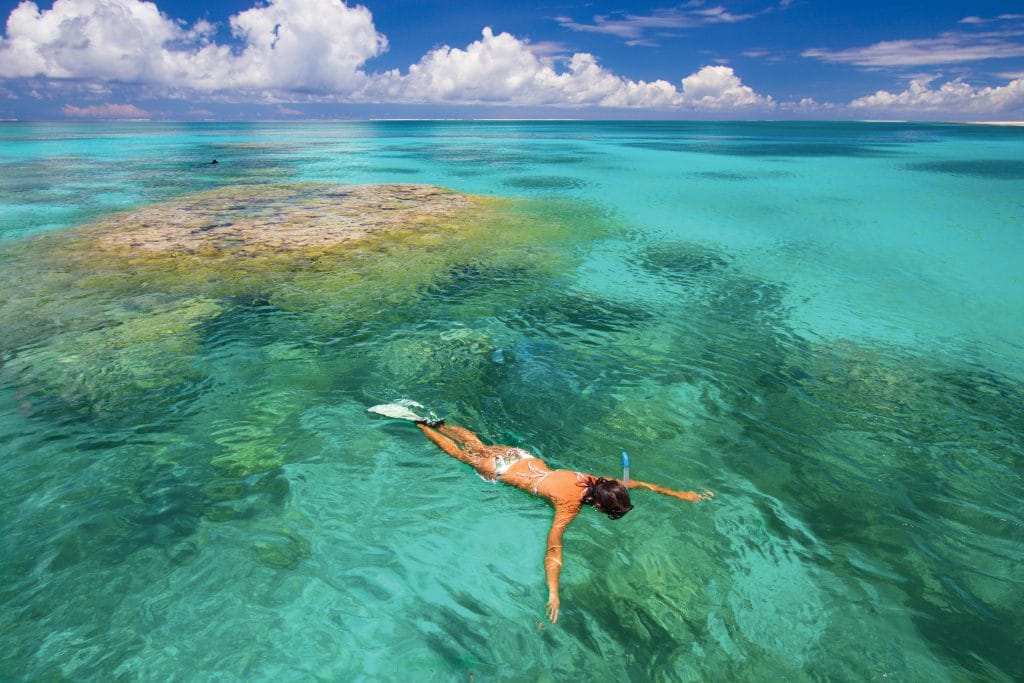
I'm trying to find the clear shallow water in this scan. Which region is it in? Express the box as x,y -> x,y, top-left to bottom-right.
1,121 -> 1022,681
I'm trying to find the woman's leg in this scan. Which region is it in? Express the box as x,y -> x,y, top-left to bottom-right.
438,424 -> 486,451
417,424 -> 496,478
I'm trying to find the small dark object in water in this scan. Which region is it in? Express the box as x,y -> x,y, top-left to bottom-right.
211,159 -> 218,165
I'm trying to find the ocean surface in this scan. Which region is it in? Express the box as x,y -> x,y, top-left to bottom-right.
1,121 -> 1022,681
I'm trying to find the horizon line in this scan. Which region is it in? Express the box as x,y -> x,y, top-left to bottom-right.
3,117 -> 1023,125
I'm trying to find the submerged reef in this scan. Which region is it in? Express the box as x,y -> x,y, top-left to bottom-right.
5,297 -> 221,417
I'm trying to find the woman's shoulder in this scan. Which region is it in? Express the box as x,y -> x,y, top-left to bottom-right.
545,470 -> 585,504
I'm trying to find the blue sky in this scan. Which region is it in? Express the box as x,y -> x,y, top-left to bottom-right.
0,0 -> 1022,120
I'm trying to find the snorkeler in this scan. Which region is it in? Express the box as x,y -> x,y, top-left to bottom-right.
369,402 -> 713,623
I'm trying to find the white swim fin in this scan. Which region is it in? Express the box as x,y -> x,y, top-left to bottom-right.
367,399 -> 428,422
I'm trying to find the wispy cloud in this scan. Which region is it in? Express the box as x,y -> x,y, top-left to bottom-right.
523,40 -> 571,59
555,4 -> 755,47
961,14 -> 1024,24
62,103 -> 150,118
803,30 -> 1024,67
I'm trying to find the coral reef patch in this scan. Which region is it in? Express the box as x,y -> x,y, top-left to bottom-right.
82,183 -> 480,257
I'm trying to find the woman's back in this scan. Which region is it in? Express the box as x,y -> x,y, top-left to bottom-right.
500,459 -> 584,512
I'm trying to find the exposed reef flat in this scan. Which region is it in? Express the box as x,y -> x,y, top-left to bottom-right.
83,183 -> 480,257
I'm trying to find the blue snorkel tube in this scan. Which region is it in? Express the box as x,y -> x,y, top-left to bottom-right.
621,451 -> 630,486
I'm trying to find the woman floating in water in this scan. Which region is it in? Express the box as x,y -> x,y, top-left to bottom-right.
369,402 -> 713,623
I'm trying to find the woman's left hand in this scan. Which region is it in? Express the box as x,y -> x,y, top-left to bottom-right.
675,487 -> 714,502
546,595 -> 560,623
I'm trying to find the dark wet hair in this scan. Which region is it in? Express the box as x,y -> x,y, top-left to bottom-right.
581,477 -> 633,520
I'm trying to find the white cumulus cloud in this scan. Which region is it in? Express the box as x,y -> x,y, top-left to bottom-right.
370,27 -> 769,109
0,0 -> 386,94
849,76 -> 1024,113
0,0 -> 183,80
371,28 -> 685,107
679,65 -> 772,108
225,0 -> 385,92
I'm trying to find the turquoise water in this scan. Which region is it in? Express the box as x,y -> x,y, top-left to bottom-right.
1,121 -> 1022,680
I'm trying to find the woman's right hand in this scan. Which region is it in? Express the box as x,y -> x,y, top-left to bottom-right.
546,594 -> 560,623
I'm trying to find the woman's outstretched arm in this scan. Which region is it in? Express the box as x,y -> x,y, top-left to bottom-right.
627,480 -> 714,503
543,505 -> 578,623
